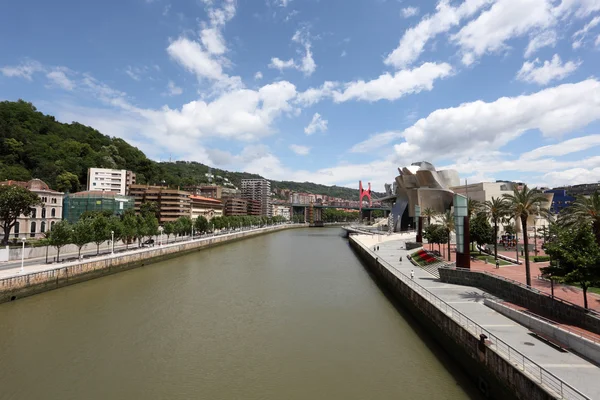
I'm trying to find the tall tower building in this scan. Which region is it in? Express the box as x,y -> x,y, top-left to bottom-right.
241,179 -> 272,217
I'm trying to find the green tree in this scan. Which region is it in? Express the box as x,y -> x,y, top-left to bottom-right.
482,196 -> 508,261
542,223 -> 600,309
470,212 -> 493,251
71,218 -> 93,259
48,221 -> 72,262
90,214 -> 110,255
0,185 -> 41,245
503,185 -> 548,287
422,207 -> 437,226
163,221 -> 174,243
175,216 -> 193,236
144,214 -> 159,239
121,210 -> 137,249
560,190 -> 600,246
109,216 -> 123,251
194,216 -> 209,234
55,171 -> 80,193
467,198 -> 481,218
140,201 -> 160,219
440,210 -> 454,261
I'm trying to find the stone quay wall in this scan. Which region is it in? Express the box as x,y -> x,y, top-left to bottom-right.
350,236 -> 577,400
438,267 -> 600,335
0,225 -> 299,304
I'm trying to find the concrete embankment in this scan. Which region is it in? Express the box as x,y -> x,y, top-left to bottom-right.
0,225 -> 299,304
349,235 -> 569,400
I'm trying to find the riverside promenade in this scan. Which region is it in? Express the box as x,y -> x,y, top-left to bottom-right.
352,233 -> 600,400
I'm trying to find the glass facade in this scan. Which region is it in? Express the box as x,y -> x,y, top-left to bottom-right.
63,192 -> 135,223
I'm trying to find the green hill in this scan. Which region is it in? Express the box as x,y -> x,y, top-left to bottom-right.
0,100 -> 373,200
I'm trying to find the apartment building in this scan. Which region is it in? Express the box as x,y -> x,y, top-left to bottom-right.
184,185 -> 223,199
247,199 -> 261,216
272,205 -> 291,220
224,198 -> 248,216
129,184 -> 191,223
87,168 -> 136,196
241,179 -> 272,217
189,195 -> 223,221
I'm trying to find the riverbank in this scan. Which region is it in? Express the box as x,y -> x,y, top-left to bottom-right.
349,233 -> 597,400
0,224 -> 302,304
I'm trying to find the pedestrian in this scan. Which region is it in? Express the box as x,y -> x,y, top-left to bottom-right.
495,259 -> 500,269
377,245 -> 380,251
399,256 -> 402,262
410,270 -> 414,279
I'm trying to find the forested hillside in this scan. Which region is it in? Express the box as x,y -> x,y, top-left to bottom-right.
0,100 -> 367,199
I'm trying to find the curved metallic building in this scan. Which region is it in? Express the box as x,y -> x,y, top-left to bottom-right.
392,161 -> 459,231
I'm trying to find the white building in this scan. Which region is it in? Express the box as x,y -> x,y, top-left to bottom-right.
87,168 -> 136,196
272,205 -> 291,220
241,179 -> 272,217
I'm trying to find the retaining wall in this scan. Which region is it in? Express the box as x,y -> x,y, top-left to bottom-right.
438,267 -> 600,335
0,225 -> 297,304
350,237 -> 558,400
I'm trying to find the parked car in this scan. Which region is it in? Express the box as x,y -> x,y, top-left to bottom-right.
142,239 -> 155,247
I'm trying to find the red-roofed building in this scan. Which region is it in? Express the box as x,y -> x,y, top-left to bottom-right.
189,195 -> 223,221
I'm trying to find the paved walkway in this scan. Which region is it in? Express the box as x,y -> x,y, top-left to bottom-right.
356,233 -> 600,400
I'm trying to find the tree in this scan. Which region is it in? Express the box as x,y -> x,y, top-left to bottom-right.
0,185 -> 41,245
194,216 -> 209,234
121,210 -> 137,249
48,221 -> 72,262
55,171 -> 79,193
470,212 -> 493,251
542,223 -> 600,309
144,214 -> 159,239
71,219 -> 93,259
560,190 -> 600,246
467,198 -> 481,218
482,197 -> 508,260
163,221 -> 174,243
175,216 -> 193,236
440,210 -> 454,261
90,214 -> 110,255
422,207 -> 437,227
503,185 -> 548,287
109,216 -> 123,251
140,201 -> 160,219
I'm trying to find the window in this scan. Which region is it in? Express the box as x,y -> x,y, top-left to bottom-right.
41,221 -> 46,233
51,208 -> 56,217
42,208 -> 46,218
14,221 -> 20,235
30,222 -> 36,237
51,198 -> 57,204
42,196 -> 47,203
30,208 -> 37,218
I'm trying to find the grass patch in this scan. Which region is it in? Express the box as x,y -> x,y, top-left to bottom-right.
473,254 -> 511,266
588,287 -> 600,295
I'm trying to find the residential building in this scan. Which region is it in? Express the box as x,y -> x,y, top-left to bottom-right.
129,184 -> 191,223
247,199 -> 261,216
87,168 -> 136,196
554,183 -> 600,197
272,205 -> 291,220
241,179 -> 272,217
221,187 -> 241,199
0,179 -> 64,239
63,191 -> 134,223
224,198 -> 248,216
189,195 -> 223,221
544,189 -> 576,214
183,185 -> 223,199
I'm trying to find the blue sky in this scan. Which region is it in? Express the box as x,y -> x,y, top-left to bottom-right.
1,0 -> 600,190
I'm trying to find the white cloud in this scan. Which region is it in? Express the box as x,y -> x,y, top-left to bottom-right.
350,131 -> 403,153
333,62 -> 452,102
516,54 -> 581,85
46,68 -> 75,91
304,112 -> 328,135
0,60 -> 43,80
268,57 -> 295,71
206,0 -> 236,27
401,6 -> 420,18
541,167 -> 600,187
573,16 -> 600,49
298,44 -> 316,76
453,0 -> 556,65
394,79 -> 600,162
520,134 -> 600,160
296,81 -> 338,107
273,0 -> 290,6
289,144 -> 310,155
200,27 -> 227,55
166,80 -> 183,96
254,71 -> 263,80
384,0 -> 491,69
125,66 -> 144,81
341,50 -> 347,57
596,34 -> 600,46
524,30 -> 557,58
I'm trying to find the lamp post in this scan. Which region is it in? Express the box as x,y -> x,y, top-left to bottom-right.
192,226 -> 195,241
111,230 -> 114,254
158,226 -> 163,246
20,237 -> 26,274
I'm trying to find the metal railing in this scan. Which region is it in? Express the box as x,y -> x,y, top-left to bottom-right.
365,246 -> 591,400
447,267 -> 600,319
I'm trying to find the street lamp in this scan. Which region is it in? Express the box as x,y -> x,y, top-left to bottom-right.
192,225 -> 195,241
20,237 -> 26,274
111,230 -> 114,254
158,226 -> 164,246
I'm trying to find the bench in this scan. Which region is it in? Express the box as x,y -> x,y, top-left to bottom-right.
529,331 -> 569,352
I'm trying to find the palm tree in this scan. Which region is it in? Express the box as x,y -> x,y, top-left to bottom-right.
440,210 -> 455,261
560,191 -> 600,246
467,198 -> 481,218
482,197 -> 508,262
422,207 -> 437,227
503,186 -> 548,287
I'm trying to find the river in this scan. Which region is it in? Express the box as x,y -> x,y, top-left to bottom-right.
0,227 -> 479,399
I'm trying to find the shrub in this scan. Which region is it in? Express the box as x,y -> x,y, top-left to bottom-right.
533,255 -> 550,262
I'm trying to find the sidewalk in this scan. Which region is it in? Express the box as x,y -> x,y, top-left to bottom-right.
358,234 -> 600,400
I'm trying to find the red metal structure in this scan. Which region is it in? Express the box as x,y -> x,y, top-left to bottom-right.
359,181 -> 372,212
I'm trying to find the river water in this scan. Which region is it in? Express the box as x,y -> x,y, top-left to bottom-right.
0,228 -> 478,400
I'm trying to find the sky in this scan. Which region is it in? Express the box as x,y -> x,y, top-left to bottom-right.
1,0 -> 600,191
